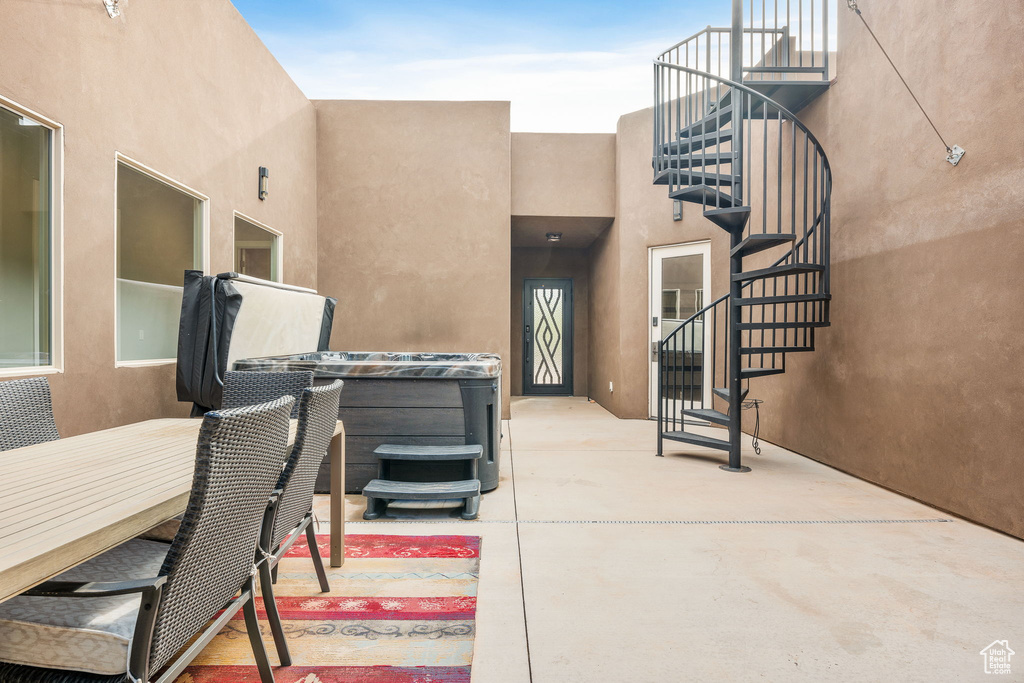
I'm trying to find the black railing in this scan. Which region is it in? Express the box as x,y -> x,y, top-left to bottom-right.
657,294 -> 730,434
654,33 -> 832,461
655,1 -> 833,84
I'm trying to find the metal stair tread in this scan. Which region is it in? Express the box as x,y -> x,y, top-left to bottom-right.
362,479 -> 481,500
703,206 -> 751,231
678,104 -> 734,138
713,387 -> 749,402
740,367 -> 786,378
731,233 -> 797,257
661,431 -> 732,451
741,346 -> 814,354
736,320 -> 830,330
668,170 -> 736,187
372,444 -> 483,461
733,263 -> 825,282
682,408 -> 731,426
669,185 -> 738,207
652,152 -> 735,169
660,130 -> 734,155
742,80 -> 832,114
736,293 -> 831,306
654,167 -> 734,187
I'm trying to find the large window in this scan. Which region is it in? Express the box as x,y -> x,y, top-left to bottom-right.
0,101 -> 60,372
115,158 -> 206,363
233,214 -> 280,282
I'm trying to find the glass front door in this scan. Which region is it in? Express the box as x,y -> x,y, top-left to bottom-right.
523,278 -> 573,395
650,242 -> 711,417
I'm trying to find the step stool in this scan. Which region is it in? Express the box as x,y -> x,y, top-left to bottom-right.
363,444 -> 484,520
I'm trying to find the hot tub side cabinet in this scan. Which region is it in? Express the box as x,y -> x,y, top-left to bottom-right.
232,352 -> 502,494
321,377 -> 501,493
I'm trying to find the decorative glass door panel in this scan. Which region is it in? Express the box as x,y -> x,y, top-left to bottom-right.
523,279 -> 573,395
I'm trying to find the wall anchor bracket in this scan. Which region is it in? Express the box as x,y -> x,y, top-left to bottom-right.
945,145 -> 966,166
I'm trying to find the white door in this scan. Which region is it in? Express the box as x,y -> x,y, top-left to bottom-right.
649,241 -> 712,418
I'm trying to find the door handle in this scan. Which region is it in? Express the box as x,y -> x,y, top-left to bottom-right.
652,341 -> 659,361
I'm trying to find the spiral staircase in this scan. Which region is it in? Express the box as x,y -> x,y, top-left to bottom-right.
653,0 -> 834,471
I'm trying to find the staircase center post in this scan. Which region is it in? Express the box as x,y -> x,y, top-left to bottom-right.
730,0 -> 744,84
723,0 -> 751,473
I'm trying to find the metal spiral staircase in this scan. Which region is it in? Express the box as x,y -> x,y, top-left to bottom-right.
654,0 -> 834,471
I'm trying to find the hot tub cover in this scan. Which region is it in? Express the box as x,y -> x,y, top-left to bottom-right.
176,271 -> 337,412
233,351 -> 502,379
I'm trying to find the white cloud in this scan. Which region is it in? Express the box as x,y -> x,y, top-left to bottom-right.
278,42 -> 666,132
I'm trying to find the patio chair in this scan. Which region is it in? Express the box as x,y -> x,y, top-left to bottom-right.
0,377 -> 60,451
221,370 -> 314,417
257,379 -> 344,666
140,370 -> 317,544
0,396 -> 296,683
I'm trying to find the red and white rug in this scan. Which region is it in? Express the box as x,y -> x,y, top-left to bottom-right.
176,534 -> 481,683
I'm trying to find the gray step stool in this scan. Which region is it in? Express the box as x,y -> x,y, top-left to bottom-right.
363,444 -> 483,520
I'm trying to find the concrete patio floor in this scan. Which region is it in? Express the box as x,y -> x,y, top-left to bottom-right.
316,396 -> 1024,681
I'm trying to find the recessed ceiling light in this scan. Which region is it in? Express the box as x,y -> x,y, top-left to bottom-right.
545,232 -> 562,242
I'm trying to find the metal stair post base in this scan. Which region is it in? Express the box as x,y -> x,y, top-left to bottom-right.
719,464 -> 752,473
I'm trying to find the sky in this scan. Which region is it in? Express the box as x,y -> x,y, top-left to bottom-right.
230,0 -> 728,133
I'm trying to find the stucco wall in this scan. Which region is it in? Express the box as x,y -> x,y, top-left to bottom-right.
753,1 -> 1024,538
510,247 -> 590,397
511,133 -> 616,218
587,107 -> 731,419
314,100 -> 512,417
0,2 -> 317,435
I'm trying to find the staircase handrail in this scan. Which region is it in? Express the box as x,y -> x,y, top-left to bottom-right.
652,60 -> 832,176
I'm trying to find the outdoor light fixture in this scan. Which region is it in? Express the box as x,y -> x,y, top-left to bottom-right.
103,0 -> 120,18
673,199 -> 683,221
258,166 -> 269,201
545,232 -> 562,243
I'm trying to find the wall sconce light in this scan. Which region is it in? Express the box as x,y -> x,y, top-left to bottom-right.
673,199 -> 683,221
545,232 -> 562,243
258,167 -> 269,201
103,0 -> 121,18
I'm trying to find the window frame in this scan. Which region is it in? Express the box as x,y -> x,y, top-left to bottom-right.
232,211 -> 283,283
0,95 -> 64,378
113,153 -> 210,368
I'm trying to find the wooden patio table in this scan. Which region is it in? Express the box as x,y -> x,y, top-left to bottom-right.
0,417 -> 345,605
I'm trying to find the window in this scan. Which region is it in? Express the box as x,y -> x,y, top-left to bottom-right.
0,100 -> 60,373
233,214 -> 280,282
115,158 -> 206,363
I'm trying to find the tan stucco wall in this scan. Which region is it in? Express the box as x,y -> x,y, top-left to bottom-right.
314,100 -> 512,417
0,2 -> 317,436
594,2 -> 1024,537
510,247 -> 590,397
586,107 -> 731,418
752,1 -> 1024,538
511,133 -> 616,218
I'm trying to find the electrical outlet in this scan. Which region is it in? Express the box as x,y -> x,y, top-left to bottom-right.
609,381 -> 613,393
138,329 -> 145,341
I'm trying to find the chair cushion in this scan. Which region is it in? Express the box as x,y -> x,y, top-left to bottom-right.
0,539 -> 169,676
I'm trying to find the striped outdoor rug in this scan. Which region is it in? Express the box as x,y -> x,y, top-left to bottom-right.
176,534 -> 481,683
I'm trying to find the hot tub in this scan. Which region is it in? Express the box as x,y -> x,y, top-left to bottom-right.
232,351 -> 502,494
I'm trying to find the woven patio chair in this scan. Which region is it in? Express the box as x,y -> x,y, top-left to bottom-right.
0,377 -> 60,452
257,380 -> 343,666
139,370 -> 316,544
0,396 -> 295,683
221,370 -> 314,417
